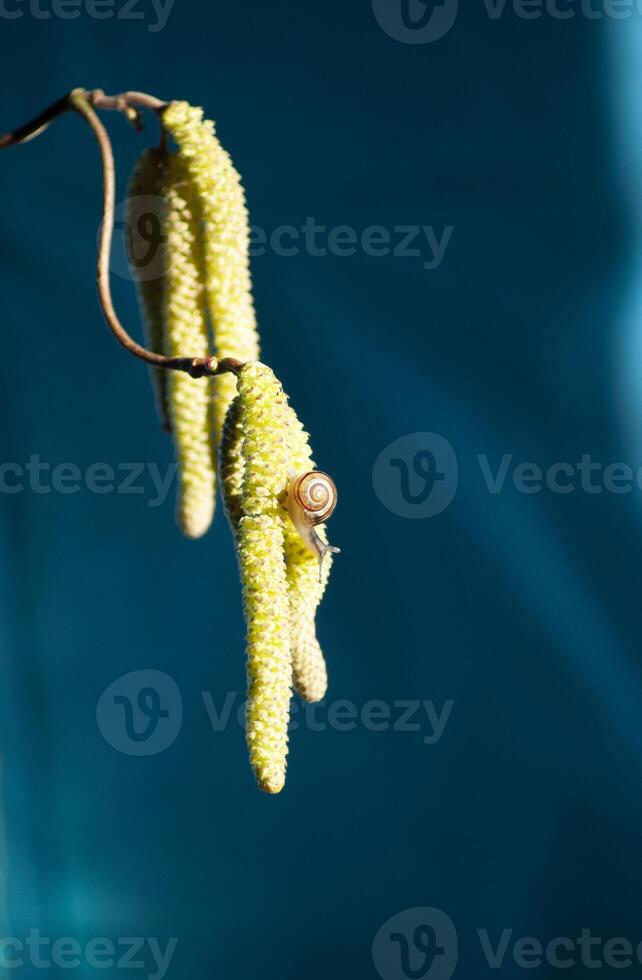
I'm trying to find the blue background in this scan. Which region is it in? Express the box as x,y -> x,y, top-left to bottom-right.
1,2 -> 642,978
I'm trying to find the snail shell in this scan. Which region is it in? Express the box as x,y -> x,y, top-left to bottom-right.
290,471 -> 338,526
285,471 -> 340,579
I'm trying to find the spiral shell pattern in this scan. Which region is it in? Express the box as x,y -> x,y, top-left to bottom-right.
291,472 -> 337,526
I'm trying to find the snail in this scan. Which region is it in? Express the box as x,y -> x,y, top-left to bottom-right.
285,471 -> 341,579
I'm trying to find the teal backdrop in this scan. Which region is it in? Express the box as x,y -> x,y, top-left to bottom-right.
1,3 -> 642,979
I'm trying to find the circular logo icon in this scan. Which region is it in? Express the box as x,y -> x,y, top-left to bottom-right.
373,907 -> 458,980
96,669 -> 182,756
373,433 -> 458,518
102,194 -> 166,282
372,0 -> 458,44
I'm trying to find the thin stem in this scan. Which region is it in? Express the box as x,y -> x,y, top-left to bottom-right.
0,88 -> 244,381
0,92 -> 73,148
0,88 -> 168,148
89,89 -> 168,112
88,89 -> 169,133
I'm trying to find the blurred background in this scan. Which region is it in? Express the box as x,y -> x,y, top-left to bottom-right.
1,2 -> 642,978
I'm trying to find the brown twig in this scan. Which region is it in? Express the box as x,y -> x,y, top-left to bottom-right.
88,89 -> 169,133
0,88 -> 243,381
89,89 -> 168,112
0,92 -> 74,148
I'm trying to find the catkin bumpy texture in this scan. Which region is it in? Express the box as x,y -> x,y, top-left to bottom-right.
162,101 -> 260,449
219,364 -> 334,792
162,154 -> 216,539
235,364 -> 293,793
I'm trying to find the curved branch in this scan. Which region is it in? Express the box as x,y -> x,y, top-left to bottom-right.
68,89 -> 216,378
0,88 -> 243,381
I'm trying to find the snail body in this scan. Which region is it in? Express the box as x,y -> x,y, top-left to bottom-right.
285,471 -> 340,577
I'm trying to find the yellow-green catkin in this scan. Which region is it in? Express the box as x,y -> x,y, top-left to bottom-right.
126,148 -> 169,432
161,101 -> 260,449
236,362 -> 294,793
237,514 -> 290,794
220,364 -> 332,717
163,154 -> 216,539
283,529 -> 330,703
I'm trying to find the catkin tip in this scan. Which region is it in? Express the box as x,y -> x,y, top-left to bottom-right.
258,774 -> 286,795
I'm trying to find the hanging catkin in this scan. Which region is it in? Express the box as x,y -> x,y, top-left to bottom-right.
161,101 -> 260,450
162,153 -> 216,539
219,363 -> 337,791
